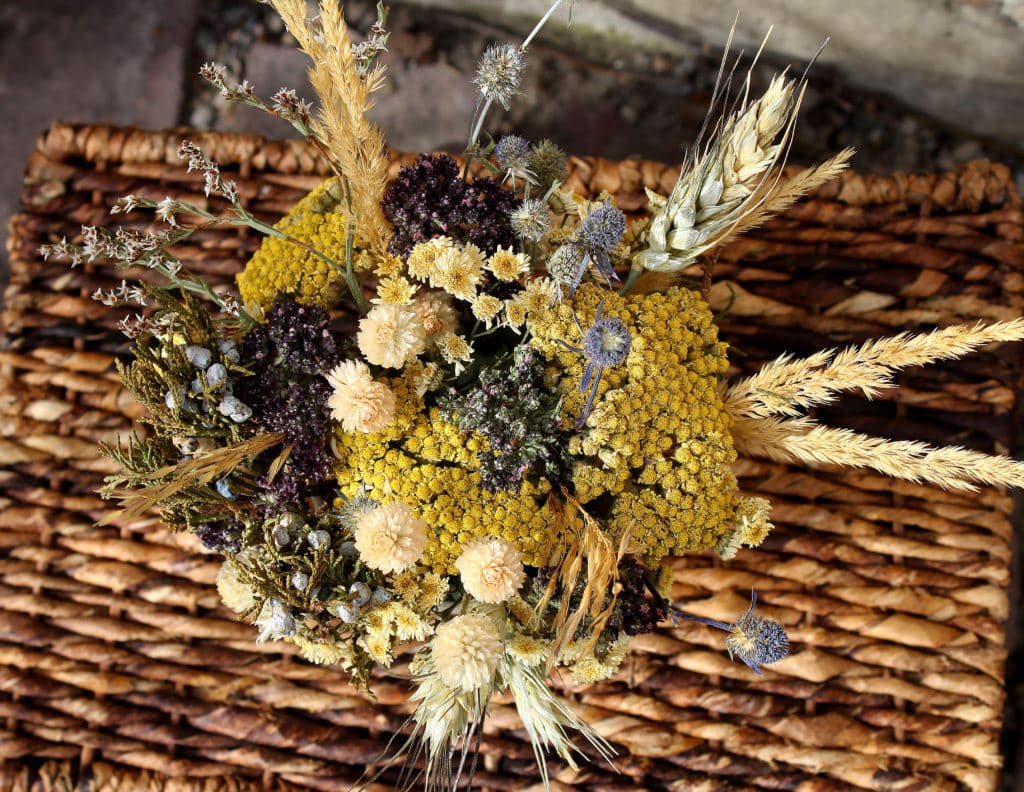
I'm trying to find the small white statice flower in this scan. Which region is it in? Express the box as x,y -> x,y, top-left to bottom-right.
357,303 -> 427,368
432,614 -> 503,692
155,197 -> 180,226
353,501 -> 428,574
455,537 -> 525,604
326,359 -> 396,433
255,598 -> 296,644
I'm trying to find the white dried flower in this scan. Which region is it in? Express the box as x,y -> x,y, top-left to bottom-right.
431,614 -> 503,692
326,359 -> 396,433
353,501 -> 428,574
215,560 -> 256,614
255,598 -> 296,644
289,635 -> 354,667
431,244 -> 485,301
454,537 -> 525,604
412,291 -> 459,347
357,303 -> 427,368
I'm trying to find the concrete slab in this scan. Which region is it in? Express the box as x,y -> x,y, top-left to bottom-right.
0,0 -> 201,278
396,0 -> 1024,147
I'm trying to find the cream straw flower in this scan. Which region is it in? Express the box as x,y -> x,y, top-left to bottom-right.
432,614 -> 503,692
471,293 -> 503,328
357,303 -> 427,368
353,501 -> 428,574
326,359 -> 396,433
407,236 -> 453,281
412,290 -> 459,347
431,243 -> 484,301
216,559 -> 256,614
486,245 -> 531,281
437,331 -> 473,374
455,537 -> 525,604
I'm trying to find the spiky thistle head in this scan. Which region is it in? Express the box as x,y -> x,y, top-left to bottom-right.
474,43 -> 526,109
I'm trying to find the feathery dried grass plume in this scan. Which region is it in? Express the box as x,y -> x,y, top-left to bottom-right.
733,417 -> 1024,492
727,318 -> 1024,491
268,0 -> 391,255
725,318 -> 1024,420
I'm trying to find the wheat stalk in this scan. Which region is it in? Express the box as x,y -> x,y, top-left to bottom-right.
733,416 -> 1024,491
726,318 -> 1024,420
712,147 -> 855,250
633,72 -> 803,274
269,0 -> 391,256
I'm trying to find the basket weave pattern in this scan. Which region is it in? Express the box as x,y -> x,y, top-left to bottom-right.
1,122 -> 1022,791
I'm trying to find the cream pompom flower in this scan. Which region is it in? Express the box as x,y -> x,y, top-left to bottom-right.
432,614 -> 503,692
357,303 -> 427,368
412,290 -> 459,347
216,559 -> 256,614
353,501 -> 428,574
454,537 -> 525,604
326,359 -> 396,433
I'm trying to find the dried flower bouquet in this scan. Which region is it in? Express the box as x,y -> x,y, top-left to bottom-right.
41,1 -> 1024,788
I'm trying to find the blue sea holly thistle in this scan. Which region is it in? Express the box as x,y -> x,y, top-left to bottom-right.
674,591 -> 790,675
556,301 -> 632,427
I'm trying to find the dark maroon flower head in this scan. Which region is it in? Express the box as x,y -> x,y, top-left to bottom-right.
381,154 -> 519,256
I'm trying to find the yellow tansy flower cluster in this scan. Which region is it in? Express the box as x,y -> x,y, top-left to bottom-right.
237,177 -> 357,309
334,375 -> 561,573
527,283 -> 739,558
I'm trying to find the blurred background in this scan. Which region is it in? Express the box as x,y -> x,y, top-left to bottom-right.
1,0 -> 1023,788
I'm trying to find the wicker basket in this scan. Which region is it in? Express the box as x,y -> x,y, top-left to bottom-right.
2,122 -> 1021,791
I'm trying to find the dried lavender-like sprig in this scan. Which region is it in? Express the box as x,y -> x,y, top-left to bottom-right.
351,1 -> 390,75
179,140 -> 238,202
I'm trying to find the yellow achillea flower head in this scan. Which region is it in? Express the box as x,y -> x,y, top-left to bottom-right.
334,375 -> 561,572
528,283 -> 739,558
237,177 -> 357,309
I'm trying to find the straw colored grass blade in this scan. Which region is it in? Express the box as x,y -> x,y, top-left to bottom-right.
268,0 -> 391,256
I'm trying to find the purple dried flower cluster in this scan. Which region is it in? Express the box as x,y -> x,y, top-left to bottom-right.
608,558 -> 669,636
441,345 -> 569,492
380,154 -> 519,256
195,520 -> 243,554
235,299 -> 341,503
